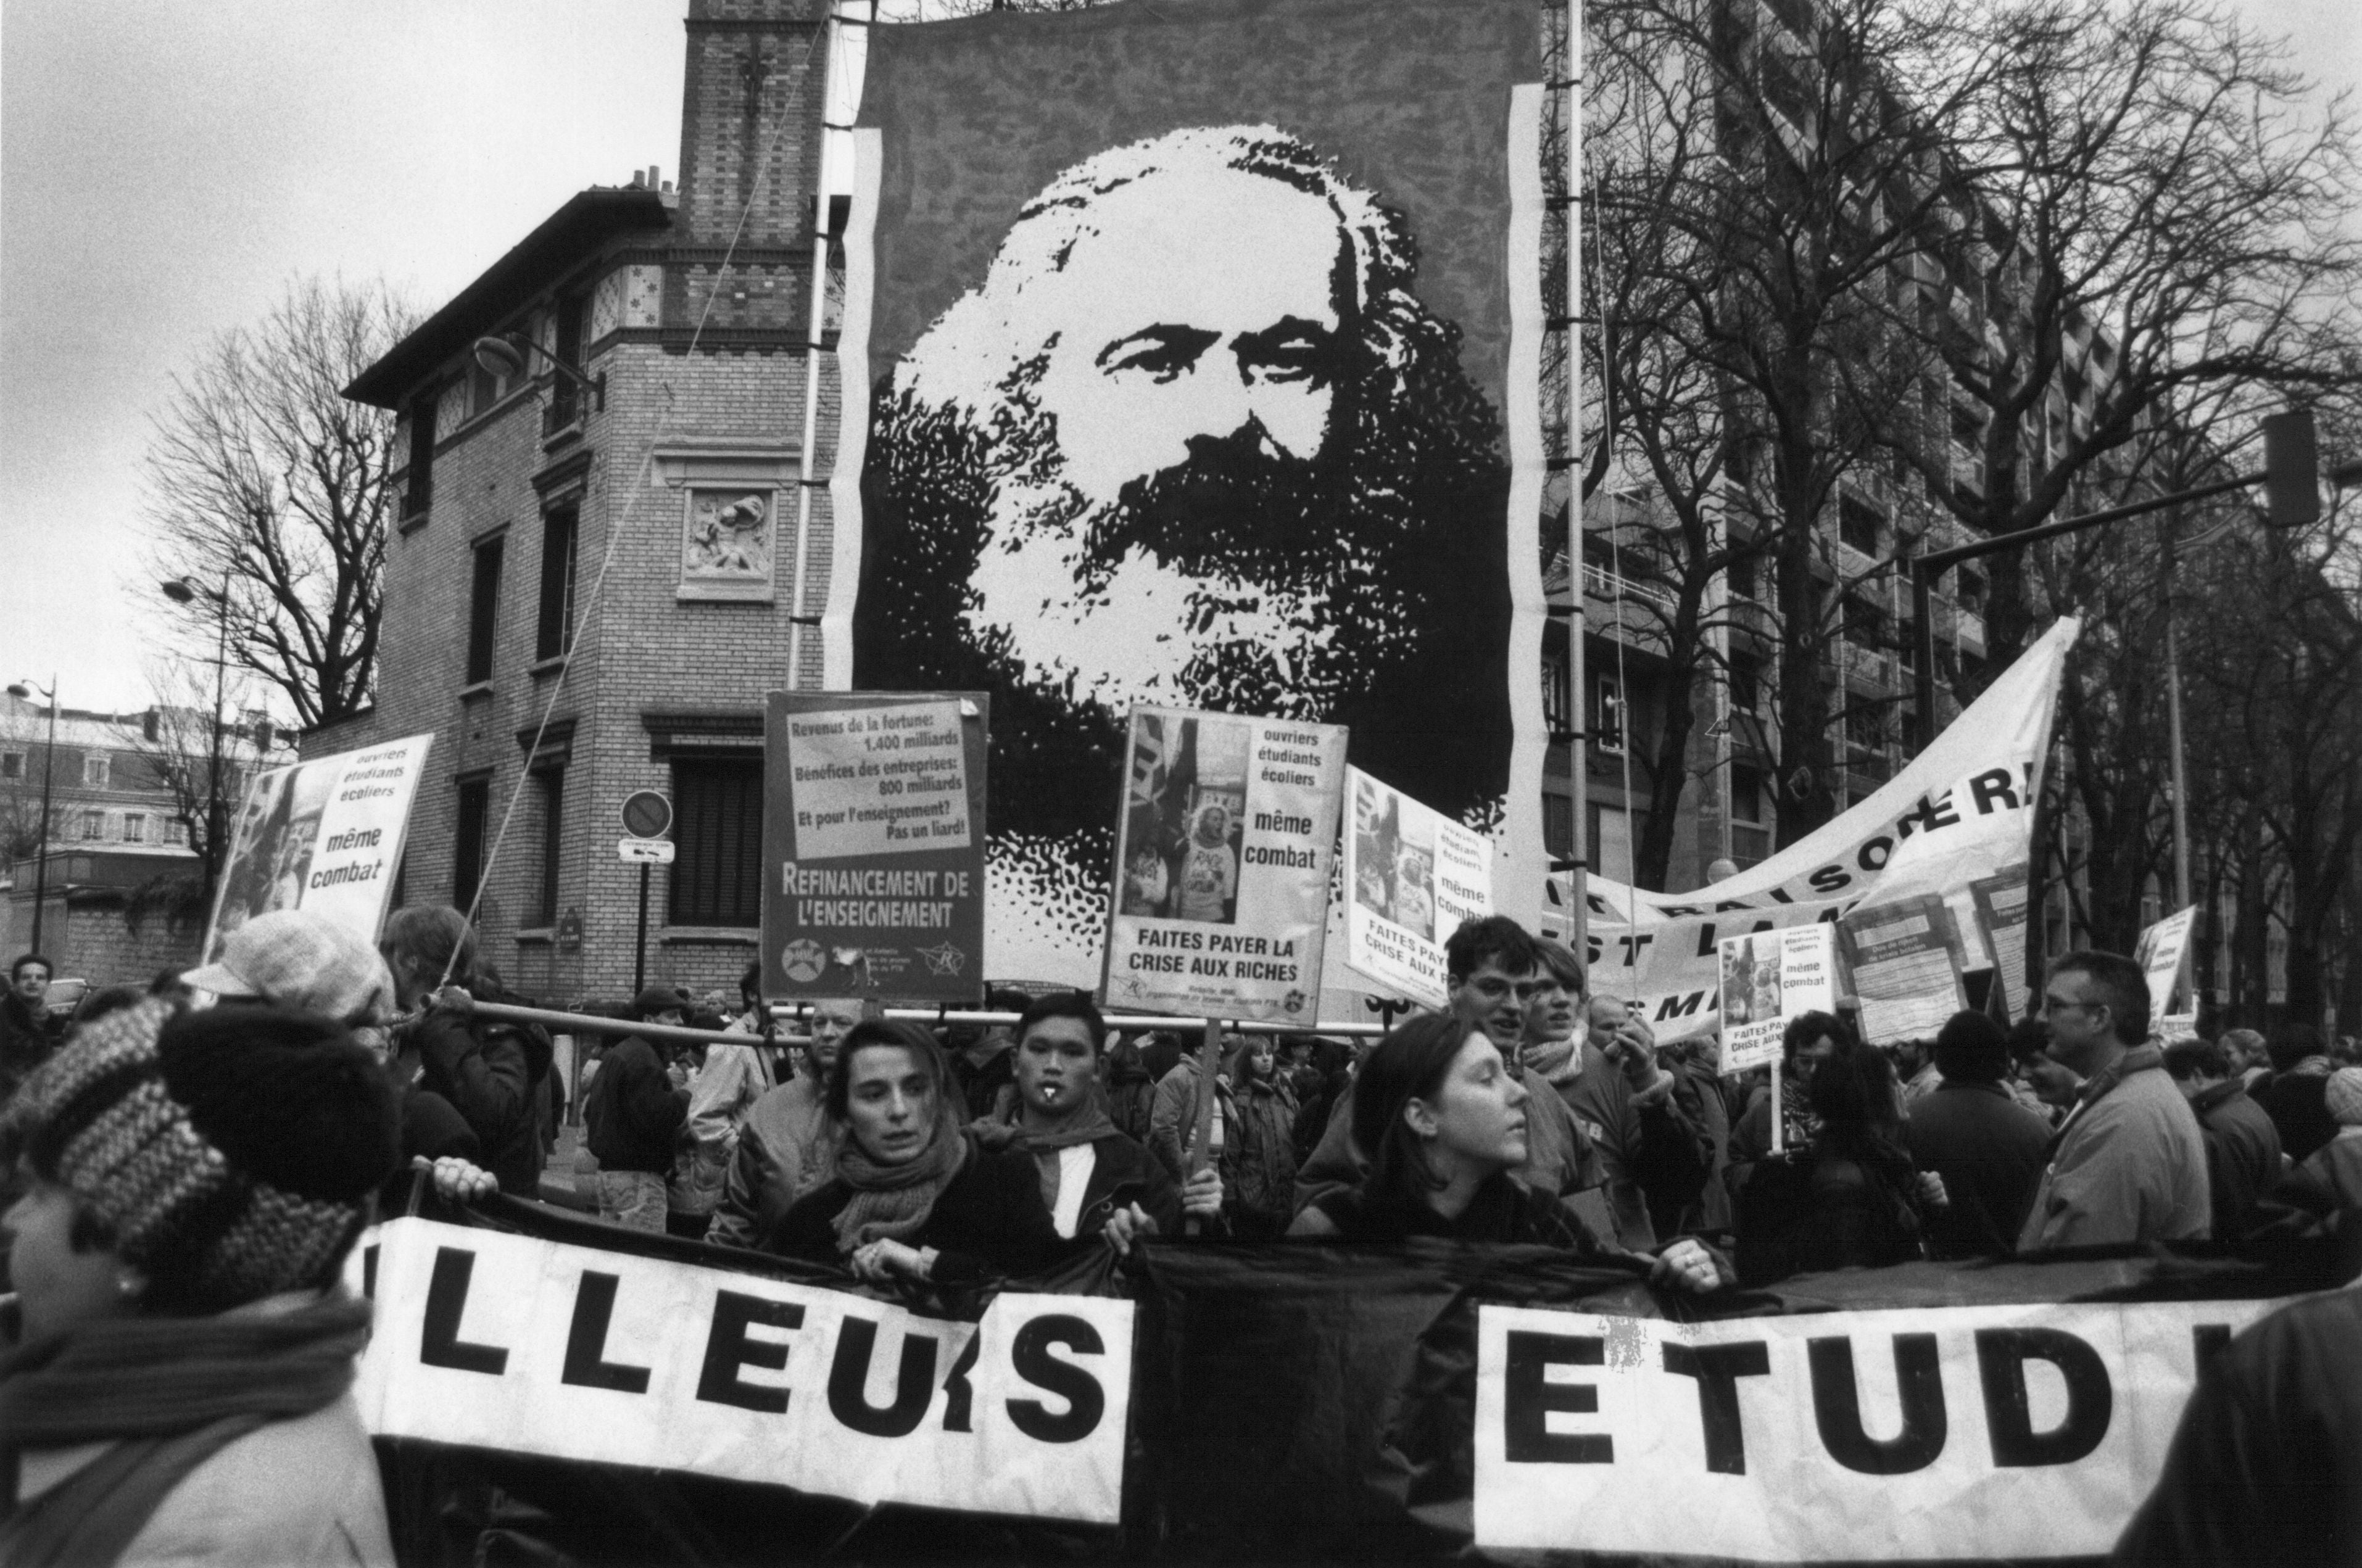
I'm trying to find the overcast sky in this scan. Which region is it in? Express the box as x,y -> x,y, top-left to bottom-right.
1,0 -> 2353,719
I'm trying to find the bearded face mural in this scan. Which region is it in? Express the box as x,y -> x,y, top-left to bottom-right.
853,124 -> 1518,977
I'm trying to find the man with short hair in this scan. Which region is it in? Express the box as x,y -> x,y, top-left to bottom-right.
1904,1010 -> 2052,1256
1,952 -> 61,1104
706,996 -> 866,1247
1291,915 -> 1607,1221
2163,1037 -> 2282,1244
979,992 -> 1217,1249
2018,951 -> 2211,1252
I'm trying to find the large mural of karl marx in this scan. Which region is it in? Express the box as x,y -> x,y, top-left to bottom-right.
853,124 -> 1515,972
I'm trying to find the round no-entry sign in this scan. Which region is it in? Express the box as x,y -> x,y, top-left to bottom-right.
621,790 -> 673,839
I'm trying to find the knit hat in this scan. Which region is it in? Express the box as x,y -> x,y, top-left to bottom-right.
0,997 -> 400,1316
181,909 -> 397,1025
2326,1066 -> 2362,1128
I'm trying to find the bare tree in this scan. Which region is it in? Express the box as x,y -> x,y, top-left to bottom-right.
1864,0 -> 2362,682
1586,0 -> 2011,849
142,277 -> 416,732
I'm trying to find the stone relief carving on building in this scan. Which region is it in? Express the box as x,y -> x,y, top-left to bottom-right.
681,487 -> 776,598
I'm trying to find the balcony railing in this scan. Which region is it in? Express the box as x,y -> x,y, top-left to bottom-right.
1584,563 -> 1677,610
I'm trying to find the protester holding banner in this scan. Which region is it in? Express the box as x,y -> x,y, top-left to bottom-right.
1904,1010 -> 2052,1256
380,907 -> 552,1196
1285,1013 -> 1724,1295
1148,1041 -> 1237,1187
706,996 -> 863,1249
2164,1038 -> 2284,1243
2019,951 -> 2211,1252
1295,918 -> 1606,1226
1726,1012 -> 1840,1184
764,1021 -> 1067,1284
0,1000 -> 399,1565
972,992 -> 1216,1252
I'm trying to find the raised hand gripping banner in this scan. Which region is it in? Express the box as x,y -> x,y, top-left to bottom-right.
832,0 -> 1548,986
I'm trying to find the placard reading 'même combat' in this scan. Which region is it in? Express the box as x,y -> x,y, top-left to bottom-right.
1716,922 -> 1839,1075
1101,708 -> 1347,1024
1345,767 -> 1493,1010
763,692 -> 987,1004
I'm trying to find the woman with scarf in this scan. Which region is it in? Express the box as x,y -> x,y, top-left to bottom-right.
762,1020 -> 1067,1285
973,994 -> 1221,1253
1287,1015 -> 1726,1295
0,999 -> 401,1566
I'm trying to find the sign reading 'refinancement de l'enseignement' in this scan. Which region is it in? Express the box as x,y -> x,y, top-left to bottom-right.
762,692 -> 988,1004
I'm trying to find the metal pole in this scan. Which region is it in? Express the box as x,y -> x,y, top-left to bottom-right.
1911,559 -> 1936,753
1564,0 -> 1589,957
29,680 -> 56,952
202,589 -> 228,915
634,862 -> 650,994
2161,526 -> 2192,910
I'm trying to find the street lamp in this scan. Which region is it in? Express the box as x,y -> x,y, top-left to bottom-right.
471,334 -> 604,416
161,576 -> 231,915
6,675 -> 59,952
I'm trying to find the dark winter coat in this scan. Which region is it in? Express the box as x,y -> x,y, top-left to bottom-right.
2186,1079 -> 2284,1242
762,1144 -> 1069,1285
1734,1144 -> 1928,1286
1904,1079 -> 2052,1256
0,992 -> 61,1104
585,1036 -> 689,1176
403,1010 -> 553,1195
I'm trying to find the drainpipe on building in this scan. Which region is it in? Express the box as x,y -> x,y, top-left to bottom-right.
787,0 -> 845,692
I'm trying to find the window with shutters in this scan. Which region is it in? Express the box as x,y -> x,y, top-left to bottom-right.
465,535 -> 504,686
669,757 -> 763,926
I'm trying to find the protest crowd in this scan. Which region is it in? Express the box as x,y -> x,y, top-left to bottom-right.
2,904 -> 2358,1564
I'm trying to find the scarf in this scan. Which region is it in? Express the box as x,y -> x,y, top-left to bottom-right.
977,1094 -> 1115,1211
1,1291 -> 370,1568
1778,1074 -> 1821,1152
831,1116 -> 971,1254
1522,1035 -> 1583,1086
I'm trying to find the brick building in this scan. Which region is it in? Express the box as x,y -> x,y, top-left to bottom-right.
318,0 -> 839,1005
1,692 -> 262,978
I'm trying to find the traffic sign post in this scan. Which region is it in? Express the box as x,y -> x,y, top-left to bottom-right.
619,794 -> 673,996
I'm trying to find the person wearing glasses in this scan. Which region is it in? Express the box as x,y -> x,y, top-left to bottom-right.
2017,951 -> 2210,1252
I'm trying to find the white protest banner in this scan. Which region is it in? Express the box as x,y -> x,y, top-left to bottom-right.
1556,618 -> 2076,933
202,733 -> 433,963
1473,1295 -> 2284,1562
1561,899 -> 1842,1046
1840,893 -> 1971,1044
1343,767 -> 1492,1009
1101,708 -> 1346,1024
1717,923 -> 1839,1075
1970,867 -> 2033,1021
355,1218 -> 1132,1524
2136,904 -> 2199,1035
